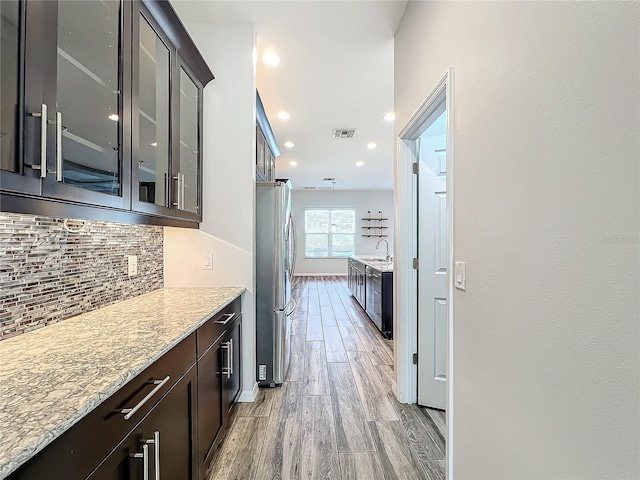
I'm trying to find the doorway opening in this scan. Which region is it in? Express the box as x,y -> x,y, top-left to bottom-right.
395,69 -> 455,476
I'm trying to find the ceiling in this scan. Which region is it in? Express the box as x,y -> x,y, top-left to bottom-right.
171,1 -> 408,191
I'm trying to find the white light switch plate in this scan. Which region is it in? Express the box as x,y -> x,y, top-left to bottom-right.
454,261 -> 466,291
202,253 -> 214,270
127,255 -> 138,277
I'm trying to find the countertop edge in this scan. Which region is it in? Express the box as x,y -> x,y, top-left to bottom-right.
0,288 -> 245,480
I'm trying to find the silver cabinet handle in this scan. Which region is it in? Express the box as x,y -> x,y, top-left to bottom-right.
214,312 -> 236,325
145,431 -> 160,480
133,444 -> 149,480
120,376 -> 170,420
221,341 -> 231,379
172,174 -> 181,208
229,338 -> 233,376
55,111 -> 62,182
180,172 -> 185,210
163,173 -> 169,208
30,104 -> 47,178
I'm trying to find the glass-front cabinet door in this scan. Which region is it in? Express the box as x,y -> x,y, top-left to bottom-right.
0,0 -> 131,207
176,64 -> 202,219
0,0 -> 41,195
132,7 -> 174,217
42,0 -> 131,208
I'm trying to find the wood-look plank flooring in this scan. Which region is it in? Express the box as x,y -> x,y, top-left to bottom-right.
209,276 -> 445,480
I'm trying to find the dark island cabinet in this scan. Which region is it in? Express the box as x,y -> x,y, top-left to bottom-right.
0,0 -> 213,227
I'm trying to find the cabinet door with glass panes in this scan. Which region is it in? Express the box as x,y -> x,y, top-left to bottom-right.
174,61 -> 203,221
131,4 -> 175,217
1,0 -> 131,209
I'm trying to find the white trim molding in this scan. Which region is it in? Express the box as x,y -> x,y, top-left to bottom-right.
238,381 -> 259,402
395,68 -> 455,478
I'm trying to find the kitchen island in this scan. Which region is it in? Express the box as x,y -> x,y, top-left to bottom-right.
0,287 -> 244,479
347,256 -> 393,339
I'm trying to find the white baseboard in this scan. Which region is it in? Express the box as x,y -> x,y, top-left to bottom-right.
238,382 -> 259,402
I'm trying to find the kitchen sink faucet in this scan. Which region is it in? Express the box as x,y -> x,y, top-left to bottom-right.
375,238 -> 391,262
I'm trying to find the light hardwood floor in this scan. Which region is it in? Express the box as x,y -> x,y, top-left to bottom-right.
209,276 -> 446,480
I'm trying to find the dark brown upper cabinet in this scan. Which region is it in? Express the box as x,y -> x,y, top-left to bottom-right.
256,91 -> 280,183
131,1 -> 209,223
0,0 -> 213,226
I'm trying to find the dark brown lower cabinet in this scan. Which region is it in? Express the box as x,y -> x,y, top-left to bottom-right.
197,341 -> 223,471
87,366 -> 196,480
7,297 -> 243,480
197,315 -> 242,479
85,428 -> 144,480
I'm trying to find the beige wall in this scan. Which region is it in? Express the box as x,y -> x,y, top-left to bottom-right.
164,23 -> 258,401
395,1 -> 639,478
292,190 -> 394,275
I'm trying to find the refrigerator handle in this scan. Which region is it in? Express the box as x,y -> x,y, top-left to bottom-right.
290,212 -> 297,278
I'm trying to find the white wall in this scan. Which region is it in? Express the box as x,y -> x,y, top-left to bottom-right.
395,2 -> 639,479
292,190 -> 394,275
164,23 -> 258,402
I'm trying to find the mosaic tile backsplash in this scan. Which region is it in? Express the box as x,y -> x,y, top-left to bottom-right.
0,212 -> 164,340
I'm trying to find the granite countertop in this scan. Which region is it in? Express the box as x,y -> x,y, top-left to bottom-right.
351,255 -> 394,272
0,287 -> 245,479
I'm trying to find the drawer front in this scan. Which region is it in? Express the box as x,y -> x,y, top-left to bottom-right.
8,333 -> 196,480
196,296 -> 241,358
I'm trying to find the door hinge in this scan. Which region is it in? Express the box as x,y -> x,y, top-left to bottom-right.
412,257 -> 419,269
412,162 -> 419,174
412,353 -> 418,365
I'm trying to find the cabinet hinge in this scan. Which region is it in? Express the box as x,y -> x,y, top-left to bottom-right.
412,257 -> 419,269
412,162 -> 419,174
412,353 -> 418,365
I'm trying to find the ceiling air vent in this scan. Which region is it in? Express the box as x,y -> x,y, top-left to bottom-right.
303,186 -> 317,190
332,128 -> 357,139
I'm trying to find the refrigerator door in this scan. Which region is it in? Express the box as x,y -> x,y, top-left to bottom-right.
273,182 -> 291,310
255,180 -> 294,386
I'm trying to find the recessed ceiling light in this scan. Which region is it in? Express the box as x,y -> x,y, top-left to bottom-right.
367,142 -> 377,149
277,111 -> 290,120
284,141 -> 294,149
150,142 -> 157,147
261,52 -> 280,66
108,113 -> 119,121
356,161 -> 364,167
289,160 -> 298,166
383,112 -> 396,122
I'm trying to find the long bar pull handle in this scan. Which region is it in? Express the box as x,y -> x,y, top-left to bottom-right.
214,312 -> 236,326
221,342 -> 231,379
180,173 -> 185,210
229,338 -> 233,376
30,104 -> 47,178
164,173 -> 169,207
172,175 -> 180,207
145,431 -> 160,480
120,376 -> 170,420
133,444 -> 149,480
55,111 -> 63,182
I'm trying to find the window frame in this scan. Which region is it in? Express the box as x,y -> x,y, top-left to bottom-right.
303,207 -> 356,259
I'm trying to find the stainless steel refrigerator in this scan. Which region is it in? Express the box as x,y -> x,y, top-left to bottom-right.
255,180 -> 297,387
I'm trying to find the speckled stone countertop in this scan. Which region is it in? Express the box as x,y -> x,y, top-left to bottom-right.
0,287 -> 244,479
351,255 -> 394,272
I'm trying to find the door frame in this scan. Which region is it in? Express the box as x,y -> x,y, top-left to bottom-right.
394,68 -> 455,476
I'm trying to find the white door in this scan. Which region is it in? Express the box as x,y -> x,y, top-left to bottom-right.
417,109 -> 447,409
